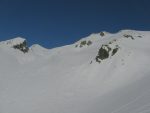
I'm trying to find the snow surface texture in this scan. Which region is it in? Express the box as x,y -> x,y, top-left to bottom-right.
0,30 -> 150,113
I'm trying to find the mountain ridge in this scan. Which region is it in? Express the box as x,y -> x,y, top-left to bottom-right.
0,29 -> 147,50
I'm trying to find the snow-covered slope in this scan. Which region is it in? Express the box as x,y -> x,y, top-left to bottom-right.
0,30 -> 150,113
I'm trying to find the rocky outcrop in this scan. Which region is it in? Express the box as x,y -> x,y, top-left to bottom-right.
123,34 -> 134,40
96,44 -> 119,63
100,32 -> 105,37
75,40 -> 92,48
13,40 -> 29,53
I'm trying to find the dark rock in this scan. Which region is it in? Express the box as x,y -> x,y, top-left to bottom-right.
13,40 -> 29,53
95,44 -> 119,63
96,45 -> 110,62
112,48 -> 119,56
78,40 -> 92,48
87,40 -> 92,46
75,45 -> 78,48
100,32 -> 105,37
138,36 -> 142,38
123,34 -> 134,40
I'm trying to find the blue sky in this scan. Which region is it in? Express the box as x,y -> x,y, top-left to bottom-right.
0,0 -> 149,48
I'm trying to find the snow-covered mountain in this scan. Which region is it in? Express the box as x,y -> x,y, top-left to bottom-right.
0,30 -> 150,113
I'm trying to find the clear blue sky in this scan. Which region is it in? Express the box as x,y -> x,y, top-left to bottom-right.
0,0 -> 149,48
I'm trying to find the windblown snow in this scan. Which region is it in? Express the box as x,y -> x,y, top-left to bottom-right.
0,30 -> 150,113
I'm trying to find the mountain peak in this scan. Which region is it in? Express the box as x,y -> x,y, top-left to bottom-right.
74,31 -> 112,48
0,37 -> 29,53
0,37 -> 26,46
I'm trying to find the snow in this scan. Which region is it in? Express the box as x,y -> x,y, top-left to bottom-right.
0,37 -> 26,47
0,30 -> 150,113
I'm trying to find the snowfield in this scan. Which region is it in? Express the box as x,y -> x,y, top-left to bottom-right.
0,30 -> 150,113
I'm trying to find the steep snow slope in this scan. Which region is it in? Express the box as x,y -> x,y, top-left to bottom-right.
0,30 -> 150,113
